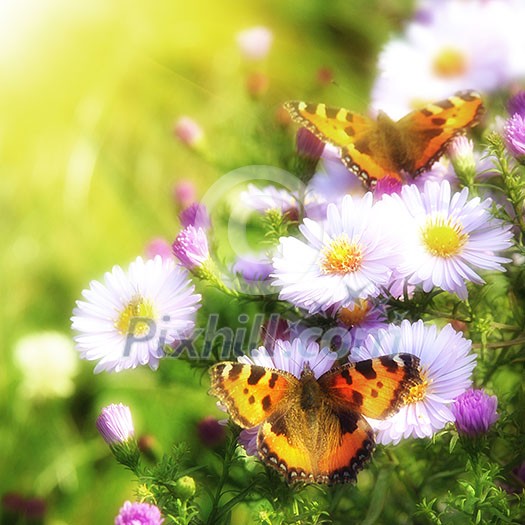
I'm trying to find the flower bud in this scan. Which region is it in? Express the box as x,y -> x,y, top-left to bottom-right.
173,476 -> 196,500
179,202 -> 211,230
197,416 -> 226,447
96,403 -> 140,470
451,389 -> 499,436
173,117 -> 204,148
172,226 -> 210,271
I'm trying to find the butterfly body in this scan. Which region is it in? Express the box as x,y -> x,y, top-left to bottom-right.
284,90 -> 484,187
209,354 -> 422,484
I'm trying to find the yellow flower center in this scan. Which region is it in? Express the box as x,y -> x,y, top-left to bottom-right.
432,47 -> 468,78
320,234 -> 363,275
405,376 -> 429,404
421,217 -> 467,258
338,300 -> 370,327
115,297 -> 156,336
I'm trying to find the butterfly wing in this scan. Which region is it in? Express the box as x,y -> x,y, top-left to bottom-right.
316,408 -> 375,485
284,101 -> 400,187
209,362 -> 298,428
258,402 -> 375,484
319,353 -> 421,419
396,90 -> 484,175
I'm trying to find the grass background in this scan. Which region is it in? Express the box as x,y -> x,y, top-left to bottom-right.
0,1 -> 417,523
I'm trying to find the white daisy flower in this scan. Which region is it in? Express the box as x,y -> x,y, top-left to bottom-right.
71,256 -> 201,373
272,193 -> 398,313
380,180 -> 513,299
372,0 -> 525,119
351,320 -> 476,445
237,338 -> 338,455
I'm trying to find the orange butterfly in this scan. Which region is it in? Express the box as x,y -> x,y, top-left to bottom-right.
284,90 -> 484,188
209,354 -> 421,484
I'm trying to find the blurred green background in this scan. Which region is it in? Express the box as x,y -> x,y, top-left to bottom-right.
0,1 -> 413,523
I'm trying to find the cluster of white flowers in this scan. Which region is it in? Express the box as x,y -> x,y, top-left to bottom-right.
372,0 -> 525,119
272,180 -> 512,310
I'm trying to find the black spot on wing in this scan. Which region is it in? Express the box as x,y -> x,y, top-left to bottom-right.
355,360 -> 377,380
341,368 -> 353,385
344,125 -> 355,136
457,90 -> 479,102
305,103 -> 318,114
421,108 -> 434,117
262,394 -> 272,412
379,355 -> 398,373
247,367 -> 266,385
268,373 -> 279,388
352,390 -> 363,407
337,410 -> 359,434
431,117 -> 446,126
354,141 -> 373,156
270,416 -> 287,436
421,127 -> 443,139
325,107 -> 338,118
436,99 -> 454,110
228,363 -> 243,381
248,395 -> 255,404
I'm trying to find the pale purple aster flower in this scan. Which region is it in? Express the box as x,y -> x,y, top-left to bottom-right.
272,193 -> 399,313
238,425 -> 259,457
172,226 -> 210,270
71,256 -> 201,373
173,116 -> 204,147
145,238 -> 173,261
507,90 -> 525,117
381,180 -> 513,299
115,501 -> 164,525
451,389 -> 499,436
179,202 -> 211,229
504,113 -> 525,158
236,26 -> 273,60
232,254 -> 273,282
97,403 -> 134,444
240,184 -> 299,217
351,320 -> 476,445
237,338 -> 338,456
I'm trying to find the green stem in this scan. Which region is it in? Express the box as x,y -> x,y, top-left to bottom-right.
206,437 -> 237,525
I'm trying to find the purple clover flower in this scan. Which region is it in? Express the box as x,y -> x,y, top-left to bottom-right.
179,202 -> 211,229
172,226 -> 210,270
114,501 -> 164,525
451,389 -> 499,436
96,403 -> 134,445
504,113 -> 525,158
